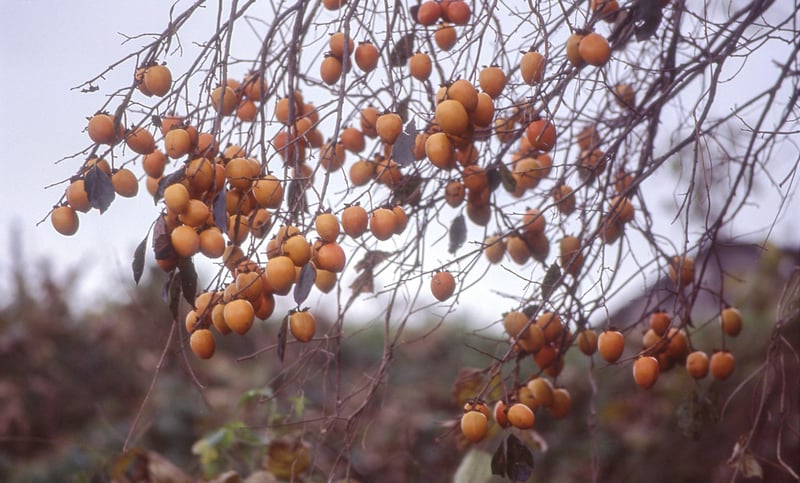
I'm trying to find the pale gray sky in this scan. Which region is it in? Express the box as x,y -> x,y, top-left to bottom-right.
1,1 -> 797,327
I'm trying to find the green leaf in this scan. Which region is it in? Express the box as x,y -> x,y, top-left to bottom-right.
238,387 -> 274,406
454,449 -> 493,483
132,235 -> 147,284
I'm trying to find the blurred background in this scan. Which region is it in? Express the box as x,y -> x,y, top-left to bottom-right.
1,1 -> 799,482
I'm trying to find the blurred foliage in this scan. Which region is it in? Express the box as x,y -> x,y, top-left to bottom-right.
0,242 -> 798,482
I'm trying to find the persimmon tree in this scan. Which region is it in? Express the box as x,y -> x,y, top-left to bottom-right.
47,0 -> 800,480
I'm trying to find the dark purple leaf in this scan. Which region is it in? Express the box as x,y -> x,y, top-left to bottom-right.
541,262 -> 562,300
163,272 -> 181,321
213,188 -> 228,234
506,434 -> 534,481
389,33 -> 414,67
287,179 -> 307,217
154,169 -> 185,203
293,263 -> 316,306
392,119 -> 416,166
634,0 -> 663,40
487,165 -> 500,192
277,313 -> 288,363
448,214 -> 466,254
499,161 -> 517,193
132,235 -> 147,284
152,215 -> 176,260
85,166 -> 115,213
177,257 -> 197,307
492,434 -> 534,481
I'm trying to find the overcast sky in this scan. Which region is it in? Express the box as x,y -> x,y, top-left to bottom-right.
1,1 -> 798,326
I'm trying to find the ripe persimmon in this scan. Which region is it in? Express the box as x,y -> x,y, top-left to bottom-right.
479,66 -> 506,98
598,330 -> 624,363
686,350 -> 709,379
650,310 -> 671,336
170,224 -> 200,258
329,32 -> 354,58
507,403 -> 535,429
315,242 -> 347,272
710,350 -> 735,380
548,388 -> 571,419
445,1 -> 471,24
143,64 -> 172,97
484,235 -> 505,264
341,205 -> 369,237
290,310 -> 316,342
369,208 -> 397,240
210,86 -> 238,116
566,33 -> 585,67
409,52 -> 433,81
469,92 -> 495,127
527,377 -> 554,407
668,256 -> 695,286
266,256 -> 296,294
416,1 -> 442,25
199,227 -> 225,258
494,400 -> 510,428
431,270 -> 456,301
434,22 -> 457,51
435,100 -> 470,136
51,206 -> 79,236
633,356 -> 660,389
340,126 -> 366,153
314,213 -> 340,243
252,175 -> 284,209
460,411 -> 489,443
142,150 -> 167,178
392,206 -> 408,234
223,299 -> 256,335
354,41 -> 380,72
360,106 -> 380,138
376,112 -> 403,144
720,307 -> 743,337
559,236 -> 583,277
536,311 -> 563,343
125,127 -> 156,155
65,179 -> 91,213
320,54 -> 343,85
526,118 -> 557,151
111,168 -> 139,198
520,51 -> 546,85
579,33 -> 611,66
87,113 -> 123,145
577,329 -> 598,355
190,329 -> 215,359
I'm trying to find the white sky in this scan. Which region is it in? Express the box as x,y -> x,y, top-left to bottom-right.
1,1 -> 798,329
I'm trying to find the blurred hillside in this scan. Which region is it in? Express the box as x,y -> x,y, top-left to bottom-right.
0,240 -> 797,482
